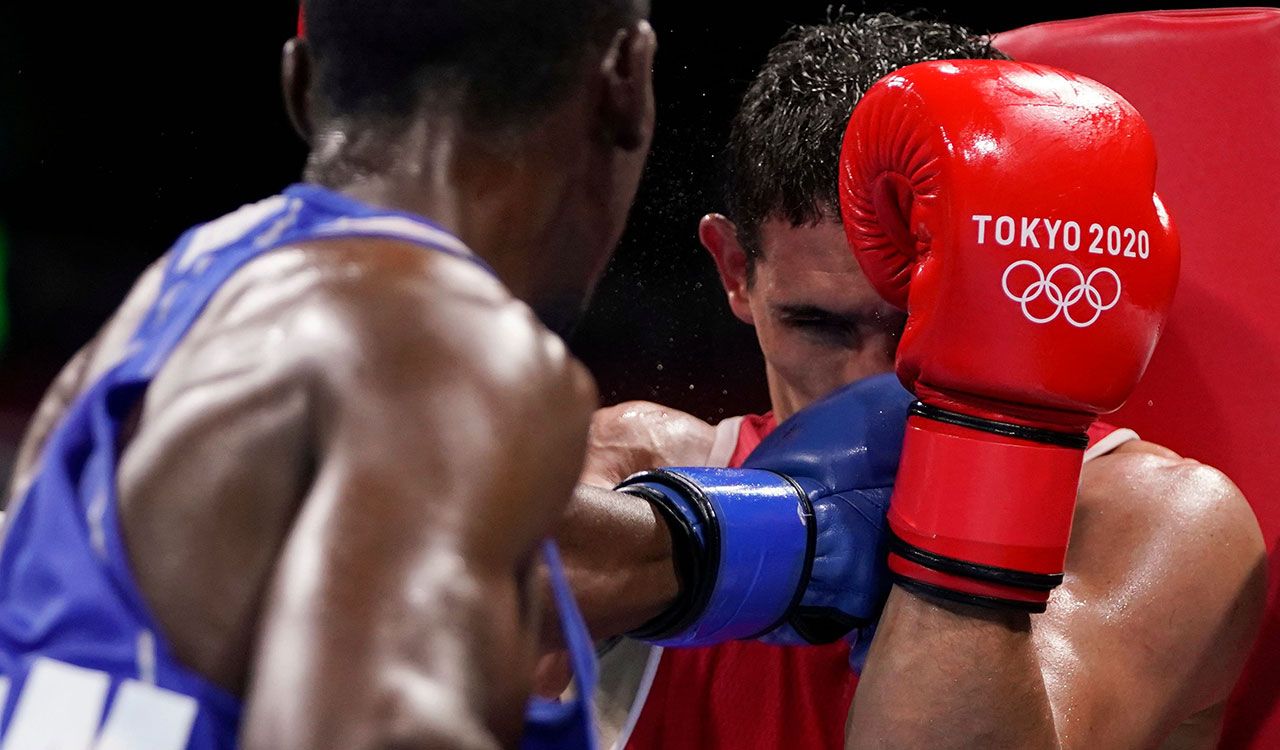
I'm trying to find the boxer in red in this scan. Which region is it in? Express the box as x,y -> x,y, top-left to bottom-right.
557,14 -> 1266,749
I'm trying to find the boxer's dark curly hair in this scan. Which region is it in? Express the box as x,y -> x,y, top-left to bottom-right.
302,0 -> 648,132
726,12 -> 1006,276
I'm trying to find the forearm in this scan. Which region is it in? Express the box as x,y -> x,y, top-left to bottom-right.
554,484 -> 678,640
847,588 -> 1060,750
555,402 -> 715,639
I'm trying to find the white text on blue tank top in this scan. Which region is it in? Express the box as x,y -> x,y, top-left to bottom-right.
0,657 -> 197,750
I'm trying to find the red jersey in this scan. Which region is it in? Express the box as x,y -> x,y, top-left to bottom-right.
622,414 -> 1133,750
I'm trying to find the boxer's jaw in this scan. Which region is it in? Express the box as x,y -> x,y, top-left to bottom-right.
729,218 -> 897,421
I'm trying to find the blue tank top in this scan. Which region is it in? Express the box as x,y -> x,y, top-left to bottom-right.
0,184 -> 597,750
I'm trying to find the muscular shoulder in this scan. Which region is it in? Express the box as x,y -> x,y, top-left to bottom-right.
293,240 -> 595,438
1069,441 -> 1266,710
1078,441 -> 1263,579
580,401 -> 715,487
148,237 -> 596,492
589,401 -> 715,450
235,239 -> 599,554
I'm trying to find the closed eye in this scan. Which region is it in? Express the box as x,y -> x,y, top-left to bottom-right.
775,307 -> 866,348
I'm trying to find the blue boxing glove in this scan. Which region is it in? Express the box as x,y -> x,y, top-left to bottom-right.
617,373 -> 909,647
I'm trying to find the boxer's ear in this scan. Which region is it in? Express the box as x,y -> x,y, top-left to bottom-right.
600,20 -> 657,151
699,214 -> 755,325
282,37 -> 314,143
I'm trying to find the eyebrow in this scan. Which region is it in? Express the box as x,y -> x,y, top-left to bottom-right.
772,303 -> 877,326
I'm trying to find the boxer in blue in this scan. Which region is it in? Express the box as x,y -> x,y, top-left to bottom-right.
0,1 -> 654,748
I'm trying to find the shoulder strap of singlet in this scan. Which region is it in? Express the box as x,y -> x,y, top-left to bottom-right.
521,540 -> 599,750
706,417 -> 744,469
1084,422 -> 1140,462
113,185 -> 492,386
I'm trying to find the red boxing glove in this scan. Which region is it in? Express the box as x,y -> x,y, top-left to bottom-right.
838,60 -> 1179,611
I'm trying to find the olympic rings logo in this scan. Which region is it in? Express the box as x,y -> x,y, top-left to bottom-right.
1001,260 -> 1121,328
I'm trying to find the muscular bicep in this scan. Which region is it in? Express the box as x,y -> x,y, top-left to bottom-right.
240,275 -> 593,750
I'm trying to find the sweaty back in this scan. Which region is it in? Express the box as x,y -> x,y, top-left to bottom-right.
0,185 -> 596,749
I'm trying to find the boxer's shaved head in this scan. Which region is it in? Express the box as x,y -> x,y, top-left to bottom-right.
725,12 -> 1004,277
302,0 -> 649,132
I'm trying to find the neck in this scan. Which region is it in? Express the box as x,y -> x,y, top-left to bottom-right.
764,363 -> 804,423
305,115 -> 574,306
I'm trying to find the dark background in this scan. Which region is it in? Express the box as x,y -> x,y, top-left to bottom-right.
0,1 -> 1243,475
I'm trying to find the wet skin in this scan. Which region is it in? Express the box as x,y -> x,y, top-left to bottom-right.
558,217 -> 1266,749
7,18 -> 658,750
